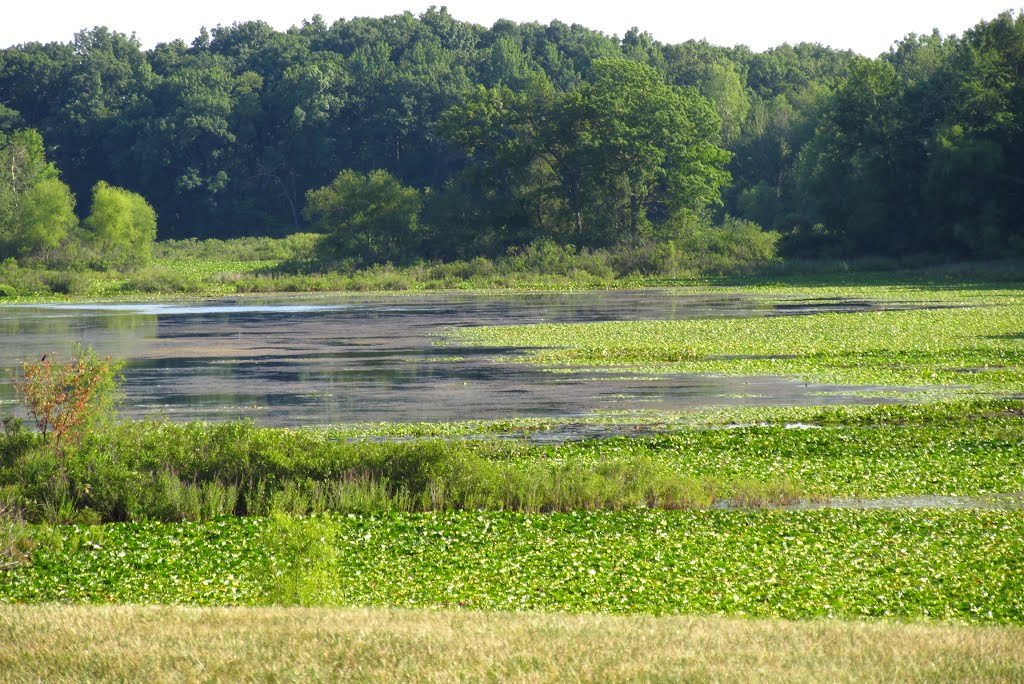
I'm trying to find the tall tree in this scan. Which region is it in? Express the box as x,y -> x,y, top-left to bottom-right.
0,129 -> 77,262
439,59 -> 731,247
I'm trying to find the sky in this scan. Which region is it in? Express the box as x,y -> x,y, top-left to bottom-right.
1,1 -> 1019,56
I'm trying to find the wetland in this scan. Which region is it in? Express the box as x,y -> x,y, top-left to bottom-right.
0,289 -> 979,426
2,280 -> 1023,625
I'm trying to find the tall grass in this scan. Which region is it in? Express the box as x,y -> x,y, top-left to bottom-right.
0,420 -> 804,522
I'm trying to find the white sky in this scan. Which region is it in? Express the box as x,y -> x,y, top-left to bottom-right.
2,1 -> 1019,56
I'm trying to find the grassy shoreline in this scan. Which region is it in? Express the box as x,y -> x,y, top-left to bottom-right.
1,253 -> 1021,303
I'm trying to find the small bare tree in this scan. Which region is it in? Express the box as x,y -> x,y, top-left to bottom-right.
13,345 -> 122,453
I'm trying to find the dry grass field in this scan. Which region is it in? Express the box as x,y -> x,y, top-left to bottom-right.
1,605 -> 1022,683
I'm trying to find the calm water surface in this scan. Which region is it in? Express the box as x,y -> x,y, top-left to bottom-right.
0,291 -> 927,426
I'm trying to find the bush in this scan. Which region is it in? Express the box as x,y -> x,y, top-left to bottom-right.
305,169 -> 423,265
498,240 -> 614,279
83,181 -> 158,271
673,216 -> 780,275
258,514 -> 340,606
13,345 -> 123,452
154,233 -> 322,263
0,415 -> 36,469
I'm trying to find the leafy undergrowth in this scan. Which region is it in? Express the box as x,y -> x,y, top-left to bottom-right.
1,509 -> 1021,623
2,403 -> 1023,523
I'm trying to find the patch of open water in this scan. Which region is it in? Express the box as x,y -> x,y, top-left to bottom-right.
713,492 -> 1024,511
0,291 -> 947,427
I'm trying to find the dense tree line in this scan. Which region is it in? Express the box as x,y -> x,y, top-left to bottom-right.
1,8 -> 1022,264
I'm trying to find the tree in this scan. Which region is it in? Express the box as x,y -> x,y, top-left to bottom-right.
0,129 -> 77,262
572,59 -> 732,242
303,169 -> 422,264
439,59 -> 731,248
83,181 -> 158,269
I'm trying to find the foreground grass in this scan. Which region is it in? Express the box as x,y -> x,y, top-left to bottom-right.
2,605 -> 1022,683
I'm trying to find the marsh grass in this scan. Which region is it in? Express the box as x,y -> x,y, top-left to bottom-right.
4,400 -> 1024,522
222,458 -> 801,517
1,605 -> 1021,683
0,492 -> 33,571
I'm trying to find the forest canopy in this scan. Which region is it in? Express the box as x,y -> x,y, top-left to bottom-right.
1,7 -> 1023,265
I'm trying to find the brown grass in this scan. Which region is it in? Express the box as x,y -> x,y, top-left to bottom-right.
0,605 -> 1021,683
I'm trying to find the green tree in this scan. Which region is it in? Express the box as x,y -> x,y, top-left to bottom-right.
691,61 -> 751,145
0,129 -> 77,262
83,181 -> 158,269
303,169 -> 422,264
923,13 -> 1024,255
570,59 -> 731,242
439,59 -> 731,248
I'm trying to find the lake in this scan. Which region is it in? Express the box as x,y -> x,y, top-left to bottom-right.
0,291 -> 925,426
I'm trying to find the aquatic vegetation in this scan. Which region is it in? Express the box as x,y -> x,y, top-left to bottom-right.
3,281 -> 1023,630
454,294 -> 1024,393
1,402 -> 1023,522
2,509 -> 1021,623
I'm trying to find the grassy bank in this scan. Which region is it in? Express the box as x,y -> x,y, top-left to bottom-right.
2,400 -> 1023,523
2,605 -> 1022,683
1,229 -> 1021,300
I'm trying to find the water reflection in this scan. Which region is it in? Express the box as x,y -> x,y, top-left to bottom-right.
0,291 -> 933,426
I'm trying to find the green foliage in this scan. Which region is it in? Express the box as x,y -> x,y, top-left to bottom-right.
304,169 -> 422,264
83,181 -> 158,270
257,513 -> 340,605
2,397 -> 1024,522
12,345 -> 123,452
0,130 -> 77,263
0,501 -> 33,571
0,9 -> 1020,268
438,59 -> 731,248
153,233 -> 321,262
2,509 -> 1022,622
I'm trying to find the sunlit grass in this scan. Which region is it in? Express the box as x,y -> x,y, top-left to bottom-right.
2,605 -> 1022,683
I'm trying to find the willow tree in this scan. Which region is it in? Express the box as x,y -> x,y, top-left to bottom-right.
0,129 -> 78,262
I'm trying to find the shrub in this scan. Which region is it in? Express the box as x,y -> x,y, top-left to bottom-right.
258,513 -> 340,606
13,345 -> 123,452
83,181 -> 158,270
